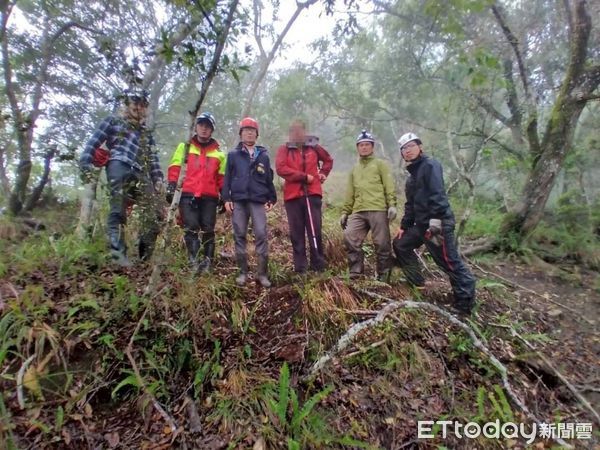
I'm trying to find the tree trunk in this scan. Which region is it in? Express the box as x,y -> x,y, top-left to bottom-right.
500,0 -> 599,244
8,160 -> 31,214
501,101 -> 587,238
23,147 -> 56,212
0,145 -> 10,197
76,178 -> 100,239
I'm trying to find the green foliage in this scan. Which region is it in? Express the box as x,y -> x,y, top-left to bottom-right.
193,340 -> 223,398
453,198 -> 504,239
111,371 -> 142,399
472,385 -> 514,423
263,362 -> 337,447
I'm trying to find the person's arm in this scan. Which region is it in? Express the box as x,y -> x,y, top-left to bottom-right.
315,144 -> 333,179
426,160 -> 451,219
267,159 -> 277,205
379,160 -> 397,209
216,149 -> 226,192
341,170 -> 355,215
275,145 -> 307,182
400,177 -> 415,230
167,142 -> 186,183
221,152 -> 233,202
79,116 -> 113,172
148,134 -> 164,184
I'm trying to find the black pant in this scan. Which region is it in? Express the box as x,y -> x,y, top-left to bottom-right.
284,195 -> 325,272
392,224 -> 476,304
179,195 -> 218,259
106,160 -> 162,253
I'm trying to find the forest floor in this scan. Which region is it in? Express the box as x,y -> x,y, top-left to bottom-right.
0,203 -> 599,449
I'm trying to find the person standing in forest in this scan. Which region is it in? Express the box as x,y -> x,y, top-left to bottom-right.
340,130 -> 396,282
166,112 -> 225,274
79,88 -> 164,267
393,132 -> 476,314
221,117 -> 277,288
275,120 -> 333,274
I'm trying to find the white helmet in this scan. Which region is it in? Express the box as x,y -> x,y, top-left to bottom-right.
356,129 -> 375,145
398,132 -> 421,150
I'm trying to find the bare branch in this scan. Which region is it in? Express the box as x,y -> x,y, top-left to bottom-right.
243,0 -> 317,116
491,3 -> 530,97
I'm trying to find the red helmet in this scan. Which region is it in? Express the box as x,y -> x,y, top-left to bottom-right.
239,117 -> 259,136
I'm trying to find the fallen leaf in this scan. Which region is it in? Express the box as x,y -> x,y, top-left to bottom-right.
105,431 -> 120,448
547,308 -> 562,318
23,365 -> 42,398
62,428 -> 72,445
253,437 -> 266,450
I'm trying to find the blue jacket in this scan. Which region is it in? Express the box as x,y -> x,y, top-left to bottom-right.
401,155 -> 455,229
221,143 -> 277,204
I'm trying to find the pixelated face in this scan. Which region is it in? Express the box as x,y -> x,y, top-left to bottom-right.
357,141 -> 374,157
400,141 -> 421,161
288,122 -> 306,144
241,127 -> 257,145
126,101 -> 148,123
195,121 -> 213,142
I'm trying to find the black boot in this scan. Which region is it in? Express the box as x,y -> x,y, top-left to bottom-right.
235,254 -> 248,286
184,235 -> 201,272
109,228 -> 131,268
256,255 -> 271,288
138,237 -> 156,262
197,236 -> 215,274
452,297 -> 475,315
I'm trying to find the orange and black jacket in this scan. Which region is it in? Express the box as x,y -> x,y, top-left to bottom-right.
167,137 -> 225,198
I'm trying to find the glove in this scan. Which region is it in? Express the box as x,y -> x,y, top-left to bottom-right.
165,182 -> 176,204
92,142 -> 110,167
387,207 -> 397,220
339,213 -> 348,230
425,219 -> 443,246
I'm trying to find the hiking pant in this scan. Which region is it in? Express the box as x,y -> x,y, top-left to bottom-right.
344,211 -> 392,276
180,196 -> 218,261
392,224 -> 476,304
284,195 -> 325,272
232,201 -> 268,259
106,160 -> 162,257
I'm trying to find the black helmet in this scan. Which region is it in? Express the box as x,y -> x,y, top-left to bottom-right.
196,111 -> 216,130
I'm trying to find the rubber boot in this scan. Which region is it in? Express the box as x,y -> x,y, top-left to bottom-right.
138,236 -> 156,262
348,255 -> 364,280
197,237 -> 215,274
184,235 -> 201,272
256,255 -> 271,288
453,297 -> 475,315
235,254 -> 248,286
109,228 -> 131,268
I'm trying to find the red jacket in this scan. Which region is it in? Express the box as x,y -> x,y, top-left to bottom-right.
275,144 -> 333,202
167,137 -> 225,198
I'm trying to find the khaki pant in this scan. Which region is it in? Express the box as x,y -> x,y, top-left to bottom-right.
344,211 -> 392,276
